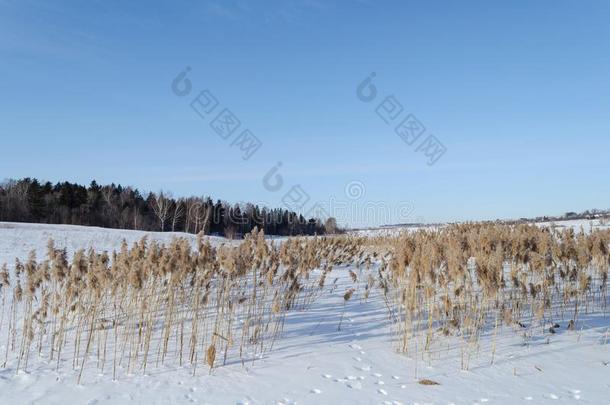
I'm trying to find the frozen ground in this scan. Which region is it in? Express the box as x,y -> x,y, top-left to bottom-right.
0,222 -> 608,404
352,218 -> 610,238
533,218 -> 610,232
0,222 -> 237,262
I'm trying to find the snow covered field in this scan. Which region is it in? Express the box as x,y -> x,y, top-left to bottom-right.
0,222 -> 236,264
352,218 -> 610,238
0,222 -> 608,404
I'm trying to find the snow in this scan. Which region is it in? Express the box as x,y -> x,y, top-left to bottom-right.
533,218 -> 610,233
0,222 -> 608,404
0,222 -> 237,265
351,218 -> 610,238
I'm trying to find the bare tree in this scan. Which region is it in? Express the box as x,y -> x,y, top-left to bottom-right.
131,205 -> 139,230
3,179 -> 30,220
188,200 -> 211,235
101,186 -> 118,225
150,191 -> 171,231
171,198 -> 185,232
184,198 -> 197,233
324,217 -> 338,234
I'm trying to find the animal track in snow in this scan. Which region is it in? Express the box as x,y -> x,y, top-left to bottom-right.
547,393 -> 559,400
347,381 -> 362,390
183,394 -> 196,403
569,389 -> 581,400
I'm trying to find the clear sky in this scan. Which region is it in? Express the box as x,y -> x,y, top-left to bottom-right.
1,0 -> 609,227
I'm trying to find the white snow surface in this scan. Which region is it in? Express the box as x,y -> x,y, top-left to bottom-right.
0,222 -> 608,404
0,222 -> 237,263
352,218 -> 610,238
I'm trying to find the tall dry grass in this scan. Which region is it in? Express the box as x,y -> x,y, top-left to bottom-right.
0,223 -> 607,381
376,223 -> 609,373
0,229 -> 367,382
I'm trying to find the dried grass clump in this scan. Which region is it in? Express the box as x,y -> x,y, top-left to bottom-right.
0,229 -> 368,382
418,378 -> 440,386
1,223 -> 606,380
374,223 -> 610,372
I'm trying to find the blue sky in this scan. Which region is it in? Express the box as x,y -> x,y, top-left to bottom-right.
1,0 -> 609,227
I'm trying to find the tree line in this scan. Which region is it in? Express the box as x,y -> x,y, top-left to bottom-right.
0,178 -> 335,237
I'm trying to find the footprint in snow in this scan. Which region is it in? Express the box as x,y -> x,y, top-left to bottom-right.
546,393 -> 559,400
392,376 -> 400,380
377,388 -> 388,396
376,381 -> 385,386
349,344 -> 362,350
183,393 -> 196,402
347,381 -> 362,390
373,372 -> 382,378
569,389 -> 581,400
356,365 -> 371,371
523,397 -> 533,401
353,356 -> 362,362
322,374 -> 332,379
310,389 -> 322,394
